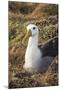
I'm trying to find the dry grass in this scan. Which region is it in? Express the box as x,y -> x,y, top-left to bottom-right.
9,1 -> 58,88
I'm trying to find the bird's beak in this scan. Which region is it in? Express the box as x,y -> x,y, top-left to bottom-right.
22,29 -> 32,46
27,29 -> 32,37
24,29 -> 32,41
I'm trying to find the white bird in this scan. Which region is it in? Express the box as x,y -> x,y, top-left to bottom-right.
23,24 -> 42,73
23,24 -> 57,73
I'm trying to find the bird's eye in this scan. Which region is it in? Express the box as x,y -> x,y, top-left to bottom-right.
33,27 -> 36,30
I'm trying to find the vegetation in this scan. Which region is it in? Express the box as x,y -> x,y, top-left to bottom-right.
9,1 -> 58,88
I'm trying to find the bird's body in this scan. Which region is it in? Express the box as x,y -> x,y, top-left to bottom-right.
23,24 -> 42,73
23,24 -> 58,73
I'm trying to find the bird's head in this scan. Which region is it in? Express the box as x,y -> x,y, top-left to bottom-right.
27,24 -> 39,37
22,24 -> 39,47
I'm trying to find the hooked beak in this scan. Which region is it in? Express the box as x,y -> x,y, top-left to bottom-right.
27,29 -> 32,37
22,29 -> 32,46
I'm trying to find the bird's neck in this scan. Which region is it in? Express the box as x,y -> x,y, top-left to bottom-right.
27,34 -> 38,48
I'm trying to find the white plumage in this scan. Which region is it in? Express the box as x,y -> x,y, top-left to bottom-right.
23,24 -> 42,73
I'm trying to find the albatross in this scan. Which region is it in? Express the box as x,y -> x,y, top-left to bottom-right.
23,24 -> 42,73
23,24 -> 58,73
